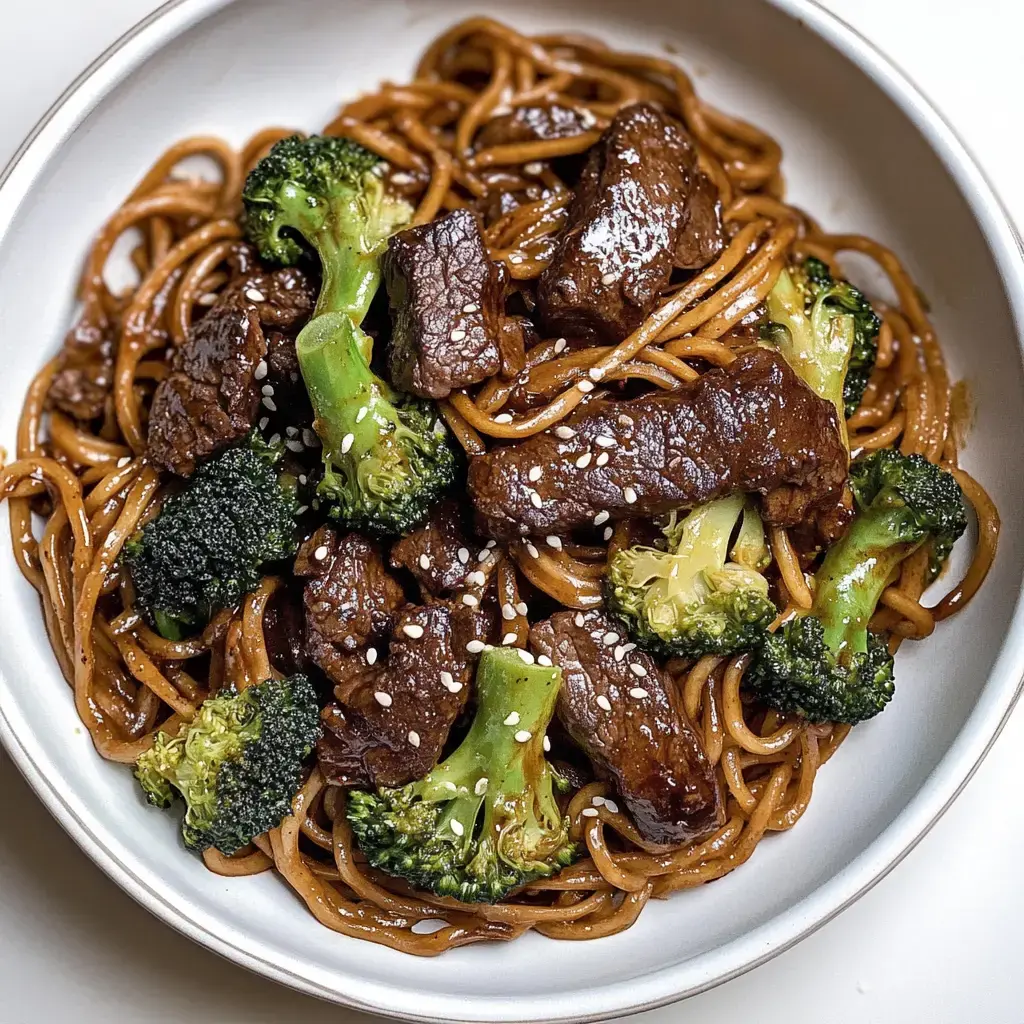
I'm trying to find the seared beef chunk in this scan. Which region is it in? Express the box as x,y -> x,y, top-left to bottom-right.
383,209 -> 503,399
295,526 -> 406,689
147,299 -> 266,476
48,301 -> 114,422
219,242 -> 317,331
469,348 -> 847,539
317,603 -> 494,788
530,610 -> 723,845
537,103 -> 724,344
262,584 -> 308,677
475,104 -> 599,149
390,498 -> 476,596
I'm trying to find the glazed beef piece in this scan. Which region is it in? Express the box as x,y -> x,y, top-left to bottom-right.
48,302 -> 114,422
218,242 -> 317,331
262,584 -> 308,678
389,498 -> 477,597
475,104 -> 599,149
530,610 -> 723,846
295,526 -> 406,690
537,102 -> 724,344
469,348 -> 847,539
383,208 -> 503,400
147,299 -> 266,476
317,602 -> 494,788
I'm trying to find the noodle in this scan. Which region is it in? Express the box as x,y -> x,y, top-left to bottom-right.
2,17 -> 1000,955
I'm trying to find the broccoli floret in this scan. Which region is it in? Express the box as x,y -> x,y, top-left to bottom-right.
124,432 -> 299,639
764,257 -> 881,438
748,449 -> 967,723
242,135 -> 456,536
605,494 -> 777,658
347,648 -> 576,903
135,675 -> 320,854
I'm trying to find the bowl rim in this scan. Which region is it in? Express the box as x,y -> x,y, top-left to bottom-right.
2,1 -> 1023,1020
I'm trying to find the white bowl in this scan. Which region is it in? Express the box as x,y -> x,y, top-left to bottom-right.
1,0 -> 1023,1020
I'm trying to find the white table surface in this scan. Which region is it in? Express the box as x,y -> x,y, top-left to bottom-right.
1,2 -> 1021,1022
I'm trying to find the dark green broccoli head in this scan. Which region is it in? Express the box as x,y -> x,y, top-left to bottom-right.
135,675 -> 320,854
749,615 -> 895,724
606,495 -> 776,658
347,648 -> 576,903
124,433 -> 299,639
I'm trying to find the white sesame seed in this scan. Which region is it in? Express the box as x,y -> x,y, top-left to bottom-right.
590,630 -> 605,640
554,426 -> 576,441
595,435 -> 616,448
588,366 -> 604,381
418,554 -> 431,570
623,486 -> 638,504
442,781 -> 458,792
197,292 -> 218,306
458,547 -> 470,564
286,426 -> 298,437
546,535 -> 563,550
254,359 -> 268,380
577,379 -> 595,393
543,735 -> 552,752
575,452 -> 592,469
514,729 -> 532,742
259,417 -> 270,431
617,414 -> 634,428
390,171 -> 415,185
575,612 -> 586,627
529,490 -> 543,508
245,287 -> 266,302
463,302 -> 480,313
502,632 -> 518,645
450,328 -> 467,342
116,456 -> 131,468
526,542 -> 540,558
504,711 -> 521,726
603,632 -> 620,646
528,466 -> 542,482
408,730 -> 421,748
466,570 -> 486,586
515,601 -> 528,615
604,526 -> 614,541
477,549 -> 490,562
374,691 -> 393,707
517,649 -> 535,665
509,253 -> 524,264
594,510 -> 610,526
466,639 -> 486,654
494,412 -> 513,424
554,338 -> 568,354
613,645 -> 628,662
582,807 -> 599,818
356,406 -> 368,423
629,687 -> 649,699
486,539 -> 497,548
366,647 -> 378,666
298,474 -> 307,485
402,623 -> 425,639
440,670 -> 456,690
262,396 -> 277,411
302,428 -> 318,447
474,777 -> 489,795
261,384 -> 275,396
600,272 -> 616,286
629,663 -> 648,677
341,432 -> 355,454
524,161 -> 544,175
596,452 -> 609,466
604,799 -> 620,814
313,545 -> 329,561
596,695 -> 613,712
502,603 -> 516,621
296,505 -> 309,515
537,654 -> 553,667
592,796 -> 606,807
411,918 -> 446,935
462,593 -> 479,607
269,433 -> 282,446
450,819 -> 464,836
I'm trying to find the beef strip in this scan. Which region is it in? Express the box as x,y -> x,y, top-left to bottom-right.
295,526 -> 406,692
468,348 -> 847,539
537,102 -> 724,344
262,583 -> 308,678
474,104 -> 599,149
317,602 -> 494,788
530,610 -> 723,846
146,298 -> 266,476
48,300 -> 114,422
383,208 -> 503,399
218,242 -> 317,331
389,498 -> 477,596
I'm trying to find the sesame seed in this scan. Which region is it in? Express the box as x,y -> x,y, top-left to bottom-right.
477,549 -> 490,562
268,433 -> 282,446
504,711 -> 521,726
624,486 -> 638,504
474,777 -> 489,795
596,695 -> 613,711
466,639 -> 486,654
600,272 -> 616,286
592,796 -> 606,807
313,545 -> 329,561
604,799 -> 620,814
341,432 -> 355,454
197,292 -> 218,306
402,623 -> 425,639
254,359 -> 268,380
604,526 -> 614,541
528,466 -> 542,482
617,414 -> 634,428
629,663 -> 648,677
629,687 -> 649,699
302,428 -> 318,447
116,456 -> 132,468
298,474 -> 307,485
514,729 -> 533,742
295,505 -> 308,515
466,570 -> 486,586
554,338 -> 568,354
356,406 -> 368,423
582,807 -> 599,818
494,412 -> 513,424
529,490 -> 543,508
463,302 -> 479,313
245,287 -> 266,302
515,601 -> 528,615
595,435 -> 616,448
259,417 -> 270,430
262,396 -> 277,411
554,425 -> 576,440
390,171 -> 414,185
261,384 -> 275,396
546,536 -> 562,550
440,670 -> 457,691
502,603 -> 516,621
526,542 -> 540,558
603,632 -> 620,646
408,730 -> 421,748
517,649 -> 535,665
455,547 -> 470,566
613,645 -> 628,662
286,426 -> 298,437
419,554 -> 431,570
575,452 -> 592,469
486,539 -> 497,548
442,781 -> 458,792
575,612 -> 586,627
590,630 -> 604,640
509,253 -> 524,264
543,735 -> 552,752
450,328 -> 467,342
502,632 -> 518,645
366,647 -> 378,666
594,510 -> 610,526
596,452 -> 609,466
411,919 -> 446,935
462,593 -> 479,607
524,161 -> 543,175
588,366 -> 604,381
450,819 -> 464,836
374,691 -> 393,707
537,654 -> 553,667
577,379 -> 595,393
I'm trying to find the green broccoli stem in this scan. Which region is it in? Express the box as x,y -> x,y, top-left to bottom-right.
812,507 -> 924,657
668,493 -> 745,564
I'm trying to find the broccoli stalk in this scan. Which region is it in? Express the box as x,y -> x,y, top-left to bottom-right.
135,675 -> 320,854
605,494 -> 776,658
124,432 -> 300,639
243,135 -> 455,535
748,449 -> 967,724
347,648 -> 576,903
